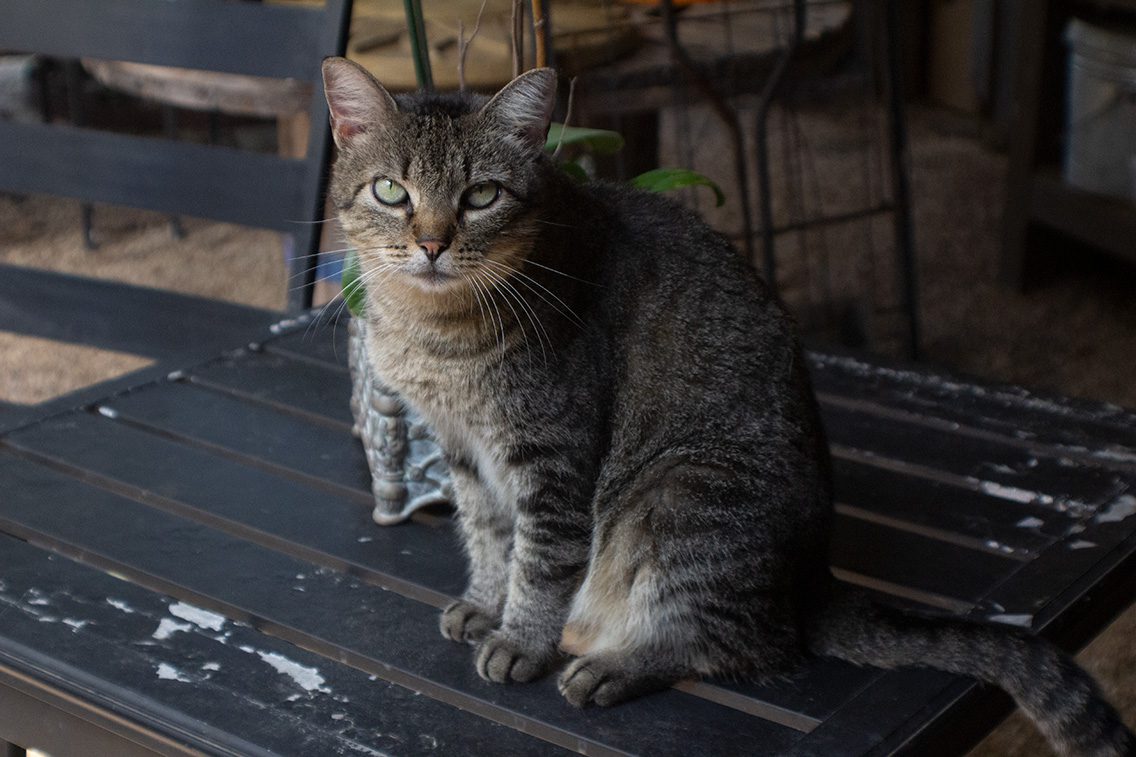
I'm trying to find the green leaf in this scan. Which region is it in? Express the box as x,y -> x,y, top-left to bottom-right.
558,160 -> 590,183
631,168 -> 726,207
341,250 -> 366,317
544,124 -> 624,155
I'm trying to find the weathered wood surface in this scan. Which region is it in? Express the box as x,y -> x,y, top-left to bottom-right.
0,313 -> 1134,755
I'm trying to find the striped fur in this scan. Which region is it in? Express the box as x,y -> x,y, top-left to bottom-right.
323,58 -> 1134,755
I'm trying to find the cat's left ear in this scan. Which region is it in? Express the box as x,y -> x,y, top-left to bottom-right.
322,57 -> 398,149
480,68 -> 557,150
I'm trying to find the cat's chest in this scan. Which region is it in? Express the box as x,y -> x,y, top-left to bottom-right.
364,324 -> 503,440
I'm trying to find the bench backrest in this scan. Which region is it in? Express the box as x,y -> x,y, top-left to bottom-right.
0,0 -> 354,310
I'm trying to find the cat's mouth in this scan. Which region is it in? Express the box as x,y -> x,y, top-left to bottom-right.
404,266 -> 460,291
414,269 -> 454,285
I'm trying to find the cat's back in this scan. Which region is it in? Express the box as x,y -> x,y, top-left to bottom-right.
570,180 -> 795,375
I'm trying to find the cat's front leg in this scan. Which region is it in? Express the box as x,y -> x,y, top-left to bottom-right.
476,473 -> 591,684
441,461 -> 512,644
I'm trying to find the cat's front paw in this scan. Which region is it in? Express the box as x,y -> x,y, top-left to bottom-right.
558,651 -> 675,708
475,631 -> 557,684
440,600 -> 498,644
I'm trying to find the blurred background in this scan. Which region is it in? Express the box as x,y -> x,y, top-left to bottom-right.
1,1 -> 1134,753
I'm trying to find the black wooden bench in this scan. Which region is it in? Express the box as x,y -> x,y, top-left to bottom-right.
0,312 -> 1133,756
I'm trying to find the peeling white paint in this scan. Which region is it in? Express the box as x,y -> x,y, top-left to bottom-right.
357,536 -> 373,543
202,662 -> 221,671
983,540 -> 1016,555
255,651 -> 330,693
62,618 -> 89,631
153,618 -> 192,640
1096,495 -> 1136,524
106,598 -> 135,614
988,613 -> 1033,627
157,663 -> 193,683
1069,540 -> 1097,550
169,602 -> 226,631
974,479 -> 1045,504
1017,516 -> 1045,528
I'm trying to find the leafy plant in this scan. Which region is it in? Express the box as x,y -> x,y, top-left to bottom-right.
631,168 -> 726,207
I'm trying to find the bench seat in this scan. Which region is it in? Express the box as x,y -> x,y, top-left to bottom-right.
1,313 -> 1133,756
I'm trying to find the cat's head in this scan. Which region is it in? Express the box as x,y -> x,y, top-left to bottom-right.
322,57 -> 557,303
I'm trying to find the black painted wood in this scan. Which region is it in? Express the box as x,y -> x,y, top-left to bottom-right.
833,459 -> 1066,558
830,516 -> 1021,610
262,315 -> 353,370
824,402 -> 1127,512
2,329 -> 1135,754
0,0 -> 341,80
0,452 -> 812,756
1,410 -> 891,729
0,123 -> 310,231
809,351 -> 1136,456
101,380 -> 375,501
0,0 -> 352,311
0,532 -> 558,756
188,349 -> 356,429
5,412 -> 466,605
0,264 -> 276,360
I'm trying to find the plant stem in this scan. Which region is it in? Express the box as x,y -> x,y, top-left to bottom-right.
402,0 -> 433,90
531,0 -> 548,68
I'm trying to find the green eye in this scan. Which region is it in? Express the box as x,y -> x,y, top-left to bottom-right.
372,178 -> 408,206
464,181 -> 500,209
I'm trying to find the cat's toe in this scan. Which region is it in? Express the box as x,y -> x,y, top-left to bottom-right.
475,632 -> 552,683
558,652 -> 675,708
440,600 -> 497,644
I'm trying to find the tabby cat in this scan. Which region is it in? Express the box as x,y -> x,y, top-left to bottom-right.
322,57 -> 1134,755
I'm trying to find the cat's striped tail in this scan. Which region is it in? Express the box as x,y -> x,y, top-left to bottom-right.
808,587 -> 1134,756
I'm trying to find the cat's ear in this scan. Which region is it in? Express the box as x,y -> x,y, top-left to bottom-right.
321,57 -> 398,149
480,68 -> 557,150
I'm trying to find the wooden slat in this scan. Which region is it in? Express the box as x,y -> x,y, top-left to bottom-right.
791,667 -> 965,755
0,123 -> 310,231
263,318 -> 353,370
0,263 -> 277,360
824,403 -> 1127,511
0,0 -> 340,80
4,413 -> 466,607
830,516 -> 1020,611
0,452 -> 810,756
833,459 -> 1067,557
100,382 -> 374,501
0,533 -> 557,756
981,497 -> 1136,626
188,350 -> 356,429
809,351 -> 1136,457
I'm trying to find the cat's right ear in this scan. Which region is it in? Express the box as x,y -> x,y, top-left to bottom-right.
480,68 -> 558,151
321,57 -> 398,149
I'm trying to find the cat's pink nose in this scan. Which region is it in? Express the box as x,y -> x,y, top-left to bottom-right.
418,238 -> 449,262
